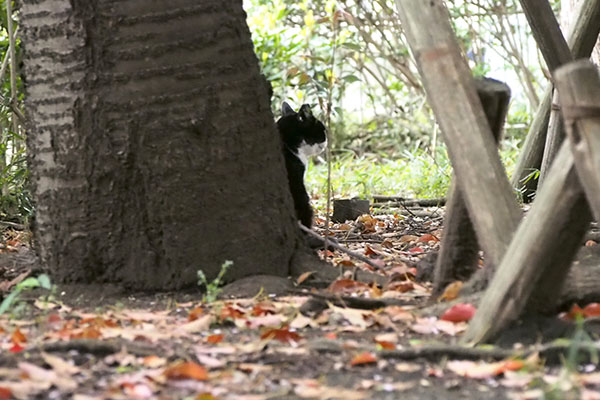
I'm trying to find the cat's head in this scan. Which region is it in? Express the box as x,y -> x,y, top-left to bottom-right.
277,102 -> 327,162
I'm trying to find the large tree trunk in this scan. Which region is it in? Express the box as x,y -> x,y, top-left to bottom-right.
20,0 -> 300,289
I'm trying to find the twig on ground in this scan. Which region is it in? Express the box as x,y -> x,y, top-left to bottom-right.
0,220 -> 26,230
292,289 -> 411,310
42,339 -> 157,358
372,197 -> 446,207
380,341 -> 600,365
299,223 -> 386,271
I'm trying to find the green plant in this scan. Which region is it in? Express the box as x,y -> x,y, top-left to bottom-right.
565,316 -> 599,370
0,1 -> 31,224
0,273 -> 52,315
197,260 -> 234,303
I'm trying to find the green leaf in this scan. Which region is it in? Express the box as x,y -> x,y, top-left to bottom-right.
17,277 -> 41,289
37,274 -> 52,290
342,42 -> 361,51
0,290 -> 20,314
342,75 -> 360,83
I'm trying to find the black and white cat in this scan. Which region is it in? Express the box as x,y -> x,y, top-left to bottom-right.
277,102 -> 327,228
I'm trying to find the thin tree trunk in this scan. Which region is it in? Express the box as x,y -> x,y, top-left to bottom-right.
21,0 -> 299,289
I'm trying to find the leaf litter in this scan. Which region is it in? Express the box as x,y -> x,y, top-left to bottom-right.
0,206 -> 599,399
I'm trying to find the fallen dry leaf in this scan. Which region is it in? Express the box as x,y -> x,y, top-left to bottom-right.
417,233 -> 439,243
440,303 -> 476,322
11,328 -> 26,345
0,387 -> 11,400
188,307 -> 204,321
163,361 -> 208,381
260,327 -> 302,343
205,334 -> 224,344
328,278 -> 370,294
180,314 -> 215,333
438,281 -> 463,302
350,352 -> 377,366
375,340 -> 396,350
296,271 -> 314,285
142,355 -> 167,368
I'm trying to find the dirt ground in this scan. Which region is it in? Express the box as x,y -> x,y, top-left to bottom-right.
0,204 -> 600,400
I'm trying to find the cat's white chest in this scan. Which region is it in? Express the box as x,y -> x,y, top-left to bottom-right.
296,140 -> 327,167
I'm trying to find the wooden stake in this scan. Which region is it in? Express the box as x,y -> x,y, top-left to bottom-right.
555,60 -> 600,220
395,0 -> 520,269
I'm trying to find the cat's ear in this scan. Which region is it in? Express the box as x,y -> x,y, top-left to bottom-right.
299,104 -> 313,119
282,102 -> 295,117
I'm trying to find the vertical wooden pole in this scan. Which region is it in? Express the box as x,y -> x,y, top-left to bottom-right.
395,0 -> 520,269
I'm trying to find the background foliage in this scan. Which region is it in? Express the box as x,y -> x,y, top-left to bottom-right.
245,0 -> 560,201
0,0 -> 566,223
0,0 -> 30,225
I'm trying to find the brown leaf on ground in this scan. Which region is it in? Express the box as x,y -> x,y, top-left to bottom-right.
350,352 -> 377,366
438,281 -> 463,302
163,361 -> 208,381
260,327 -> 302,343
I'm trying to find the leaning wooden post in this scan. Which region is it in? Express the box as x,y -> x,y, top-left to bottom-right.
463,141 -> 591,344
518,0 -> 572,187
433,79 -> 511,297
555,60 -> 600,221
518,0 -> 572,186
395,0 -> 521,269
462,60 -> 600,344
511,0 -> 600,196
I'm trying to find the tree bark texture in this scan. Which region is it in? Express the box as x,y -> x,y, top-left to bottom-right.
21,0 -> 299,289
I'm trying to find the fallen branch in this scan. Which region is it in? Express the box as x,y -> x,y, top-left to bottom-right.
372,196 -> 446,207
380,341 -> 600,365
41,339 -> 157,358
299,223 -> 386,271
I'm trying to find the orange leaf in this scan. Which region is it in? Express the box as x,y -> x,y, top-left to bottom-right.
364,245 -> 377,256
80,317 -> 118,328
350,352 -> 377,366
386,281 -> 414,293
188,307 -> 204,321
72,326 -> 102,339
417,233 -> 439,243
220,306 -> 245,320
251,302 -> 276,316
375,340 -> 396,350
296,271 -> 314,284
195,393 -> 218,400
164,361 -> 208,381
324,332 -> 337,340
583,303 -> 600,318
501,359 -> 525,372
564,304 -> 585,320
409,246 -> 424,254
337,259 -> 355,267
260,327 -> 302,343
438,281 -> 463,302
440,303 -> 476,323
206,334 -> 224,344
11,328 -> 27,345
328,279 -> 369,294
0,387 -> 11,400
